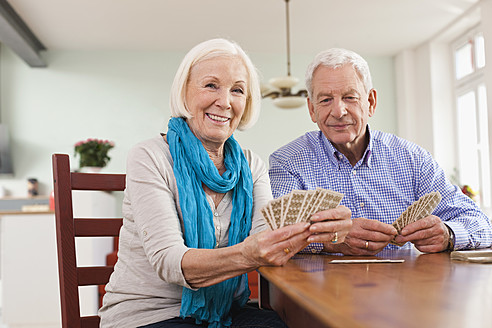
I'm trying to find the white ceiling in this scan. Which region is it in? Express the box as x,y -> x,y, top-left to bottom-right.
7,0 -> 480,56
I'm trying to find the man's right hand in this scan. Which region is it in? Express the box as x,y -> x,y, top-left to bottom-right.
325,217 -> 397,255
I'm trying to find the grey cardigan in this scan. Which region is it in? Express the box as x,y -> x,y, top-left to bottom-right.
99,135 -> 271,327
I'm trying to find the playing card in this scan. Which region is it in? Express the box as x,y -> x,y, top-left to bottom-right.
308,188 -> 328,215
393,201 -> 416,234
283,191 -> 306,226
269,198 -> 283,229
391,210 -> 411,246
406,198 -> 416,226
312,189 -> 344,214
279,193 -> 290,227
260,206 -> 276,230
413,192 -> 441,221
323,190 -> 344,209
296,189 -> 317,223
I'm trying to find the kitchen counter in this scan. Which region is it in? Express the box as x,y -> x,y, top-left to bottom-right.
0,210 -> 54,215
0,196 -> 51,213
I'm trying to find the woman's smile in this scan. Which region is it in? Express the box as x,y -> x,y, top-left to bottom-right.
206,113 -> 230,123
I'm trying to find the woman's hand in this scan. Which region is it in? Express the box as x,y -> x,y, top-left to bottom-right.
182,223 -> 310,288
241,222 -> 312,267
182,206 -> 351,287
240,205 -> 352,266
308,205 -> 352,247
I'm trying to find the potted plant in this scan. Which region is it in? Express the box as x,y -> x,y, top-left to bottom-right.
74,138 -> 115,172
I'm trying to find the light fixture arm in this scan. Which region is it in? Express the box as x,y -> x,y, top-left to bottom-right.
285,0 -> 292,77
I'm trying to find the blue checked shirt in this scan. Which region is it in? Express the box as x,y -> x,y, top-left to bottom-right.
269,127 -> 492,253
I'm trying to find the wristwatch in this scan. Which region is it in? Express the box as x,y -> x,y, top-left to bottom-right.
446,225 -> 455,251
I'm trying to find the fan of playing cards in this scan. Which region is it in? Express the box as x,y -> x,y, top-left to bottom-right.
390,191 -> 442,246
261,188 -> 344,230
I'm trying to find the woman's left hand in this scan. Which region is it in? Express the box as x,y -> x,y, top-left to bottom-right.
241,205 -> 351,267
307,205 -> 352,246
241,222 -> 312,267
182,206 -> 352,288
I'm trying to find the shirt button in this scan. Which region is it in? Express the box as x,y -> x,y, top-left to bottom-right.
215,242 -> 219,248
360,203 -> 364,208
214,212 -> 219,217
216,225 -> 221,231
143,230 -> 147,236
352,170 -> 357,175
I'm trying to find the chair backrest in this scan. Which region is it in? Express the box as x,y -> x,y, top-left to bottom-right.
52,153 -> 125,328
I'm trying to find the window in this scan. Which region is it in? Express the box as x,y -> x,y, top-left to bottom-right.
453,28 -> 489,207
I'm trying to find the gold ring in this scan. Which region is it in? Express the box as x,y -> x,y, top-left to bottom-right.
331,231 -> 338,243
283,248 -> 290,254
365,241 -> 369,249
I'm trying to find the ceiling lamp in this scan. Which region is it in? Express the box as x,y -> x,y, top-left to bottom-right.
262,0 -> 307,109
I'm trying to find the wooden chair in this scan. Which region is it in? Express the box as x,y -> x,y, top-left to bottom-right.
52,153 -> 125,328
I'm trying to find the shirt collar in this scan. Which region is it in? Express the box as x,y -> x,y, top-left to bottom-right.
320,125 -> 373,168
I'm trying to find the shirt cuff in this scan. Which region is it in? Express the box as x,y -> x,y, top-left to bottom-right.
444,221 -> 466,250
299,242 -> 324,254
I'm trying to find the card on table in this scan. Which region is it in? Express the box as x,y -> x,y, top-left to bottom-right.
330,259 -> 405,264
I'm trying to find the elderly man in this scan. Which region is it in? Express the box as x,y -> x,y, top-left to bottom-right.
269,48 -> 492,255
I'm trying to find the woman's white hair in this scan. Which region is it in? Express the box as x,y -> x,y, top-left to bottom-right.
169,38 -> 261,130
305,48 -> 373,100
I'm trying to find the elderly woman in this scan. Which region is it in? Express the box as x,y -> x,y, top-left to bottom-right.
99,39 -> 352,328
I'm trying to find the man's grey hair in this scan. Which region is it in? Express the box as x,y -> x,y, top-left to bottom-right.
305,48 -> 373,100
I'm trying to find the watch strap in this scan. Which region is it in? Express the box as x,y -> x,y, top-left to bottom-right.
446,225 -> 455,251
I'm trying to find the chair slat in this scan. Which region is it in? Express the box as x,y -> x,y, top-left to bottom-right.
80,316 -> 100,328
74,218 -> 123,237
78,266 -> 115,286
71,172 -> 126,191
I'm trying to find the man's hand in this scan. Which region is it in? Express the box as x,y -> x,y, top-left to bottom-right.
393,215 -> 449,253
324,217 -> 397,255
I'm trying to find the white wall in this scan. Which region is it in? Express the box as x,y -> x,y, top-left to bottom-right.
0,48 -> 179,196
394,2 -> 488,179
395,43 -> 456,175
0,46 -> 396,197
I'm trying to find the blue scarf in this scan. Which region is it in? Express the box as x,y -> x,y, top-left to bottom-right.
167,117 -> 253,328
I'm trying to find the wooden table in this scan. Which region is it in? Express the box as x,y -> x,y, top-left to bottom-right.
258,248 -> 492,328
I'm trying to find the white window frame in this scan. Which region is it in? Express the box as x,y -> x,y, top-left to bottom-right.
452,25 -> 489,207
